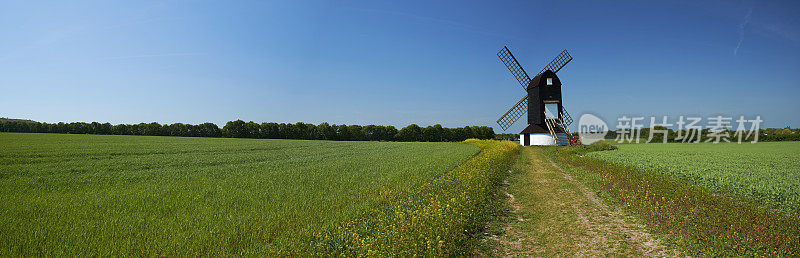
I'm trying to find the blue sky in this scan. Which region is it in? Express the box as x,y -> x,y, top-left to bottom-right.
1,0 -> 798,132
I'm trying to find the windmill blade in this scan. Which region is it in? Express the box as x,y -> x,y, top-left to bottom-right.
561,106 -> 573,127
496,95 -> 528,131
538,49 -> 573,75
498,46 -> 531,90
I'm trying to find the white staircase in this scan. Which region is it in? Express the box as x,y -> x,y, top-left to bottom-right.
555,133 -> 570,146
544,109 -> 575,146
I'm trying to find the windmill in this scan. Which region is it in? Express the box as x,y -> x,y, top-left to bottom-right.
496,46 -> 578,146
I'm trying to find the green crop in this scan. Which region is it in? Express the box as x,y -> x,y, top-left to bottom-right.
587,142 -> 800,212
0,133 -> 481,255
307,139 -> 519,256
555,142 -> 800,256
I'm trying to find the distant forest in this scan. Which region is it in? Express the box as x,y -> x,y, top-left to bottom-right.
0,118 -> 37,123
0,118 -> 495,142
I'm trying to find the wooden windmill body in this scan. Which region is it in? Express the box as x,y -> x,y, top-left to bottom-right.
496,46 -> 577,146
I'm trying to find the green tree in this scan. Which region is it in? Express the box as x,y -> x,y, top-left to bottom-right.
397,124 -> 423,141
223,120 -> 246,138
348,125 -> 364,141
336,124 -> 351,141
316,122 -> 336,140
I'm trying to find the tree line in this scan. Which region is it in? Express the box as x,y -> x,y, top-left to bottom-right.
0,119 -> 495,142
221,120 -> 494,141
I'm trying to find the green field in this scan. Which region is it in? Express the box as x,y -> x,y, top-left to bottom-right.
0,133 -> 480,255
587,142 -> 800,211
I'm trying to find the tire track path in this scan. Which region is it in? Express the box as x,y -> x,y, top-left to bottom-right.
494,147 -> 680,256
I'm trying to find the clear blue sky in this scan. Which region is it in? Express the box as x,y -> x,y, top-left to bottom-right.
1,0 -> 798,132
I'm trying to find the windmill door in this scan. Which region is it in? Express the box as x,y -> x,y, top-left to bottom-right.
544,102 -> 559,119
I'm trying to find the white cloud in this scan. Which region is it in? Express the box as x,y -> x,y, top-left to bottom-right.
734,8 -> 752,56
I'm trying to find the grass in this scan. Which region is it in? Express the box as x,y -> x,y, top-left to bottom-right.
552,141 -> 800,256
308,139 -> 519,256
497,147 -> 656,255
505,146 -> 598,255
587,142 -> 800,211
0,132 -> 482,255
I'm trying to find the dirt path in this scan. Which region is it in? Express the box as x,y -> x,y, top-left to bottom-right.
493,147 -> 679,256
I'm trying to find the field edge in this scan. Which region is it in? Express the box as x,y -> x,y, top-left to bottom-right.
298,139 -> 520,256
548,143 -> 800,256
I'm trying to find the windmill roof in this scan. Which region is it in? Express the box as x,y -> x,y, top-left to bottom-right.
527,70 -> 556,90
521,124 -> 549,134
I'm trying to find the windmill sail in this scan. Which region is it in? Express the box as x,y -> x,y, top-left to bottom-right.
498,46 -> 531,90
538,49 -> 572,75
495,47 -> 573,132
496,95 -> 528,131
561,106 -> 573,127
